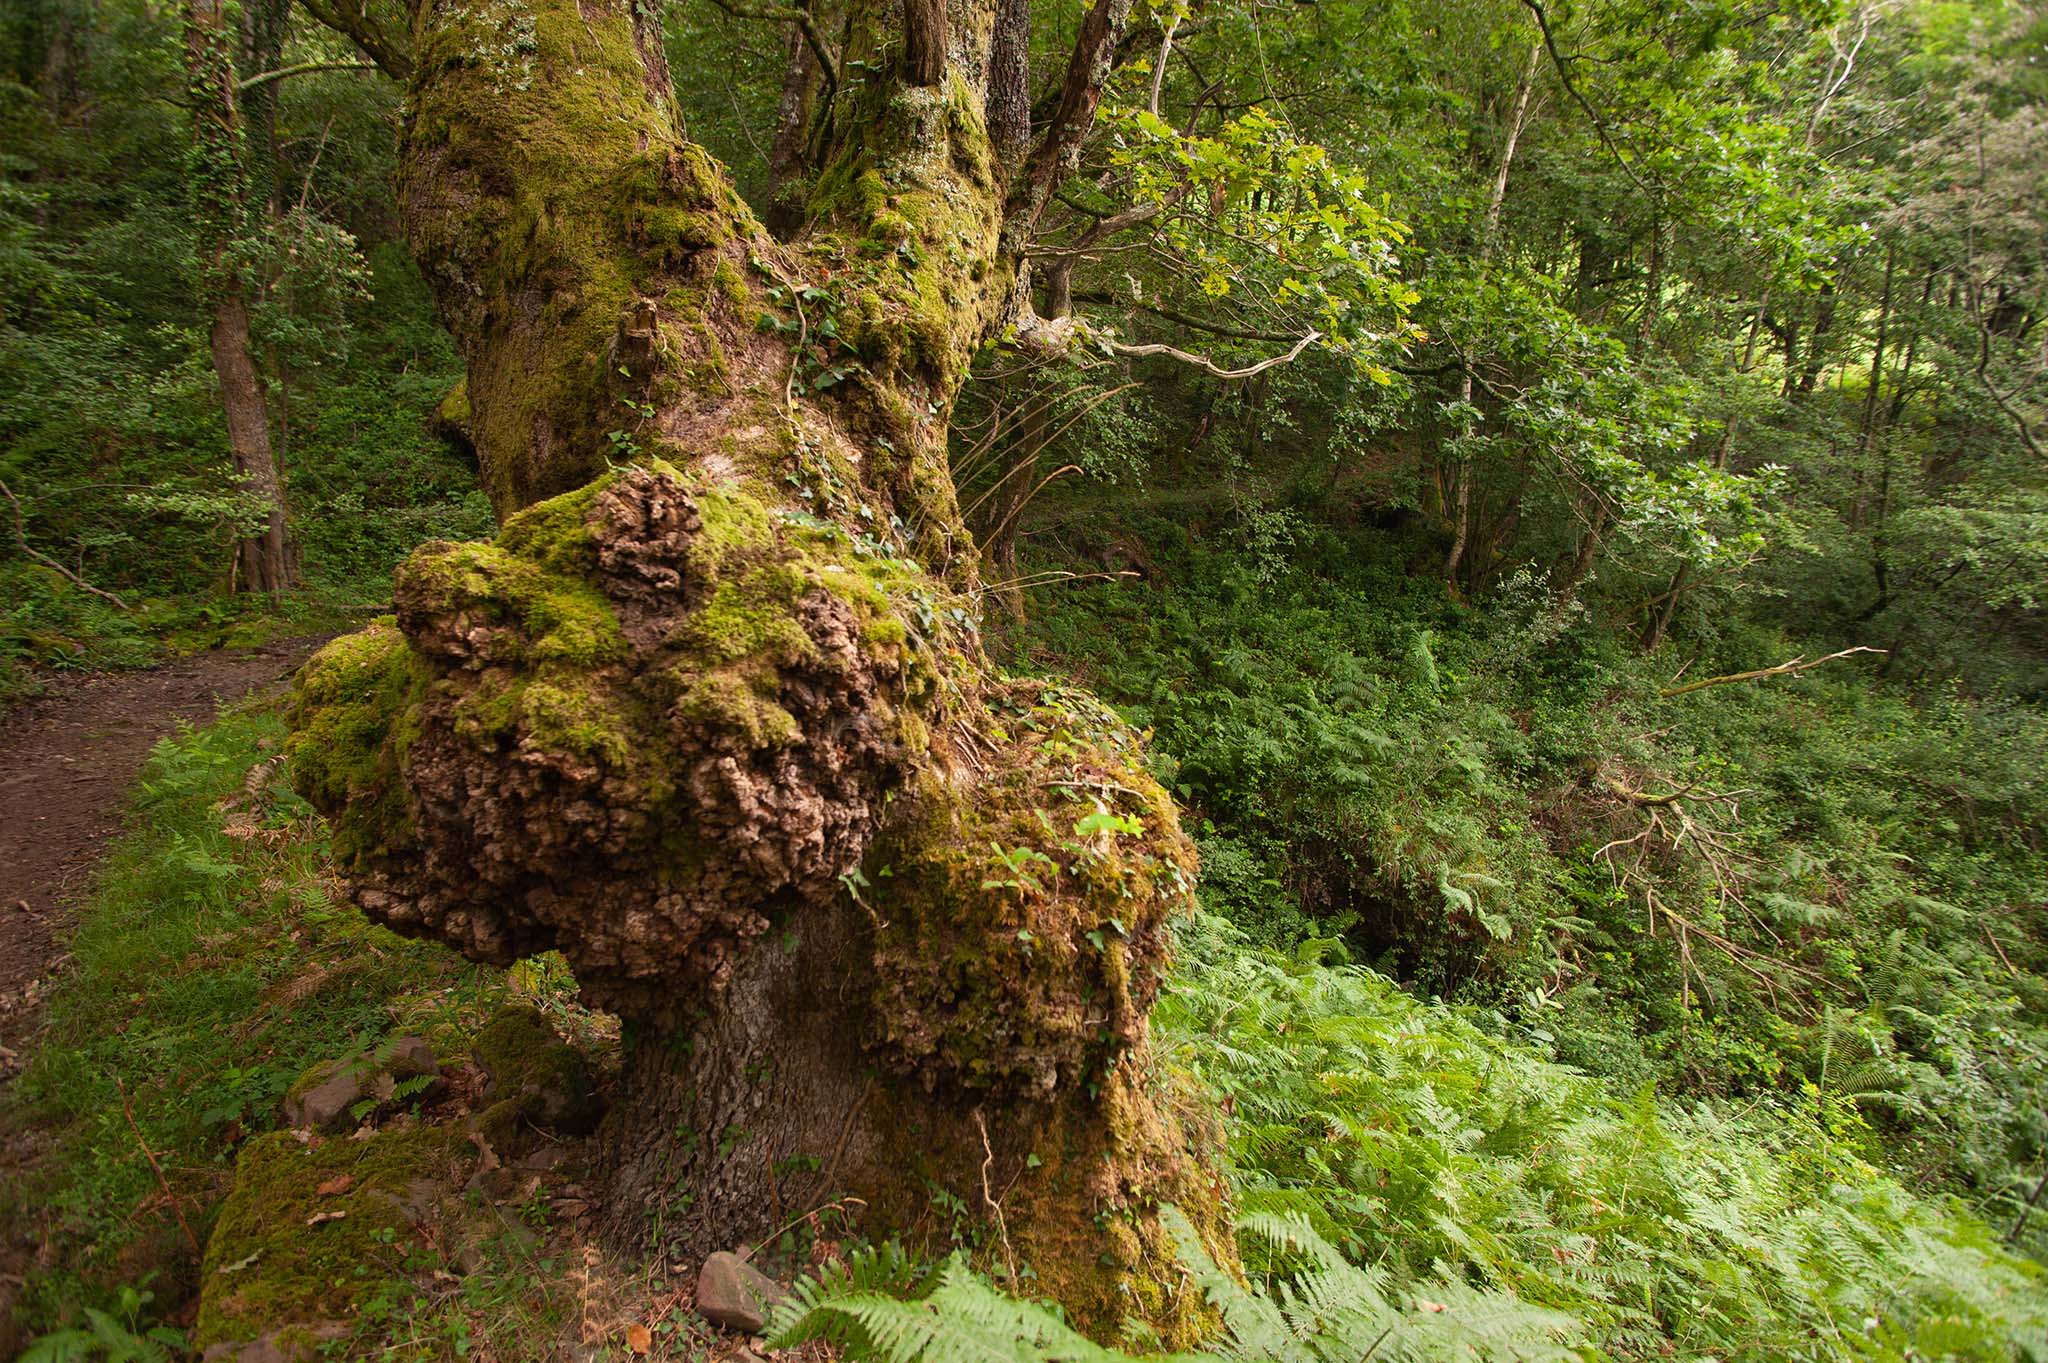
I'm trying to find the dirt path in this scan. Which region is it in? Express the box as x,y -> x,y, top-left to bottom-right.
0,638 -> 326,1074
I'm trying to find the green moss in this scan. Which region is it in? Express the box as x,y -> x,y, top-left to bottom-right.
866,686 -> 1197,1096
471,1005 -> 600,1153
683,574 -> 814,666
285,621 -> 426,863
436,377 -> 471,427
196,1125 -> 472,1349
519,679 -> 635,765
675,669 -> 800,748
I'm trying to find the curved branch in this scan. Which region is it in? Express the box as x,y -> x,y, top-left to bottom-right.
295,0 -> 412,81
0,479 -> 129,610
703,0 -> 840,102
1106,329 -> 1320,380
1659,646 -> 1884,698
238,59 -> 377,92
1516,0 -> 1655,200
1069,289 -> 1301,344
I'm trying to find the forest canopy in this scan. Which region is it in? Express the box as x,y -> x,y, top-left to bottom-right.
1,0 -> 2045,1356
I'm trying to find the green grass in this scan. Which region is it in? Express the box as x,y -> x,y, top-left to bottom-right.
2,707 -> 500,1337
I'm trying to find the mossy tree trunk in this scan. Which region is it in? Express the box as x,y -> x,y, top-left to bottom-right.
186,0 -> 296,595
290,0 -> 1228,1337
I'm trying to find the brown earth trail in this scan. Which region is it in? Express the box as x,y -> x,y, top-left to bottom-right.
0,638 -> 326,1075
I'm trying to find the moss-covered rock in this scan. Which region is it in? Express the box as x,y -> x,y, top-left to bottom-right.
471,1004 -> 600,1153
196,1125 -> 474,1352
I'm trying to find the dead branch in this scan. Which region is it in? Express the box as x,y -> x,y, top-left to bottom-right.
1659,646 -> 1885,697
115,1077 -> 202,1256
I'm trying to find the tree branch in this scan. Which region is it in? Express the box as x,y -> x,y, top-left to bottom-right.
1515,0 -> 1655,200
295,0 -> 412,81
1105,328 -> 1321,379
1012,0 -> 1136,230
703,0 -> 840,103
0,479 -> 129,610
1659,646 -> 1884,698
238,59 -> 377,92
1069,289 -> 1300,343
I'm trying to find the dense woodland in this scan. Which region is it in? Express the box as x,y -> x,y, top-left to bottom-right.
1,0 -> 2046,1355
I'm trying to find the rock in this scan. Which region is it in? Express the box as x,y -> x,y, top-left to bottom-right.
282,1037 -> 441,1132
381,1035 -> 437,1078
695,1251 -> 785,1334
283,1063 -> 366,1134
472,1006 -> 602,1155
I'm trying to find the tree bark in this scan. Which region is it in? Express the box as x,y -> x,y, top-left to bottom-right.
289,0 -> 1227,1337
209,290 -> 294,593
186,0 -> 295,594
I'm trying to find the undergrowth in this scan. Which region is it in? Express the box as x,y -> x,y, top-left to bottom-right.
767,917 -> 2047,1363
1019,518 -> 2048,1246
1,710 -> 496,1337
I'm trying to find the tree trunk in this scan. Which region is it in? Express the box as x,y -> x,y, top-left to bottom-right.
210,290 -> 294,593
288,0 -> 1227,1338
1644,291 -> 1768,650
186,0 -> 296,594
1442,37 -> 1538,591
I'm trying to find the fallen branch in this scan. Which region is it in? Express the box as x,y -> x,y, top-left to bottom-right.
1660,646 -> 1884,698
0,478 -> 129,610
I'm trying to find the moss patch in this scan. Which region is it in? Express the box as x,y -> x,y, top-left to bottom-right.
866,682 -> 1198,1098
284,621 -> 426,864
472,1004 -> 600,1153
196,1125 -> 474,1350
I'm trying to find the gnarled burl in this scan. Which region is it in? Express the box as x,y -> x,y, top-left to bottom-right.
285,0 -> 1228,1335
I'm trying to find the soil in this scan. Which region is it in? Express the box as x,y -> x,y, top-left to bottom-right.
0,638 -> 327,1075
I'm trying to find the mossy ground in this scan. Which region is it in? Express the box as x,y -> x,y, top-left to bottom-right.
0,711 -> 630,1358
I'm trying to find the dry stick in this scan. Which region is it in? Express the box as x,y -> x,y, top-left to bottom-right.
114,1077 -> 202,1256
1658,646 -> 1885,698
983,464 -> 1082,548
1984,925 -> 2021,979
0,478 -> 129,609
961,385 -> 1138,518
2009,1164 -> 2048,1245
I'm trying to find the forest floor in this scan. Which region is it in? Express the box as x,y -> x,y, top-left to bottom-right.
0,638 -> 326,1076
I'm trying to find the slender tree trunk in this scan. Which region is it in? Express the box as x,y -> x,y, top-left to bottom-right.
1443,36 -> 1539,591
186,0 -> 296,594
291,0 -> 1226,1337
1858,265 -> 1935,623
763,18 -> 819,233
210,291 -> 294,592
1792,279 -> 1837,399
1645,293 -> 1768,649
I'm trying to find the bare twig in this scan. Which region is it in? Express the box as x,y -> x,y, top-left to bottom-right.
0,479 -> 129,609
975,1110 -> 1018,1285
115,1078 -> 201,1256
